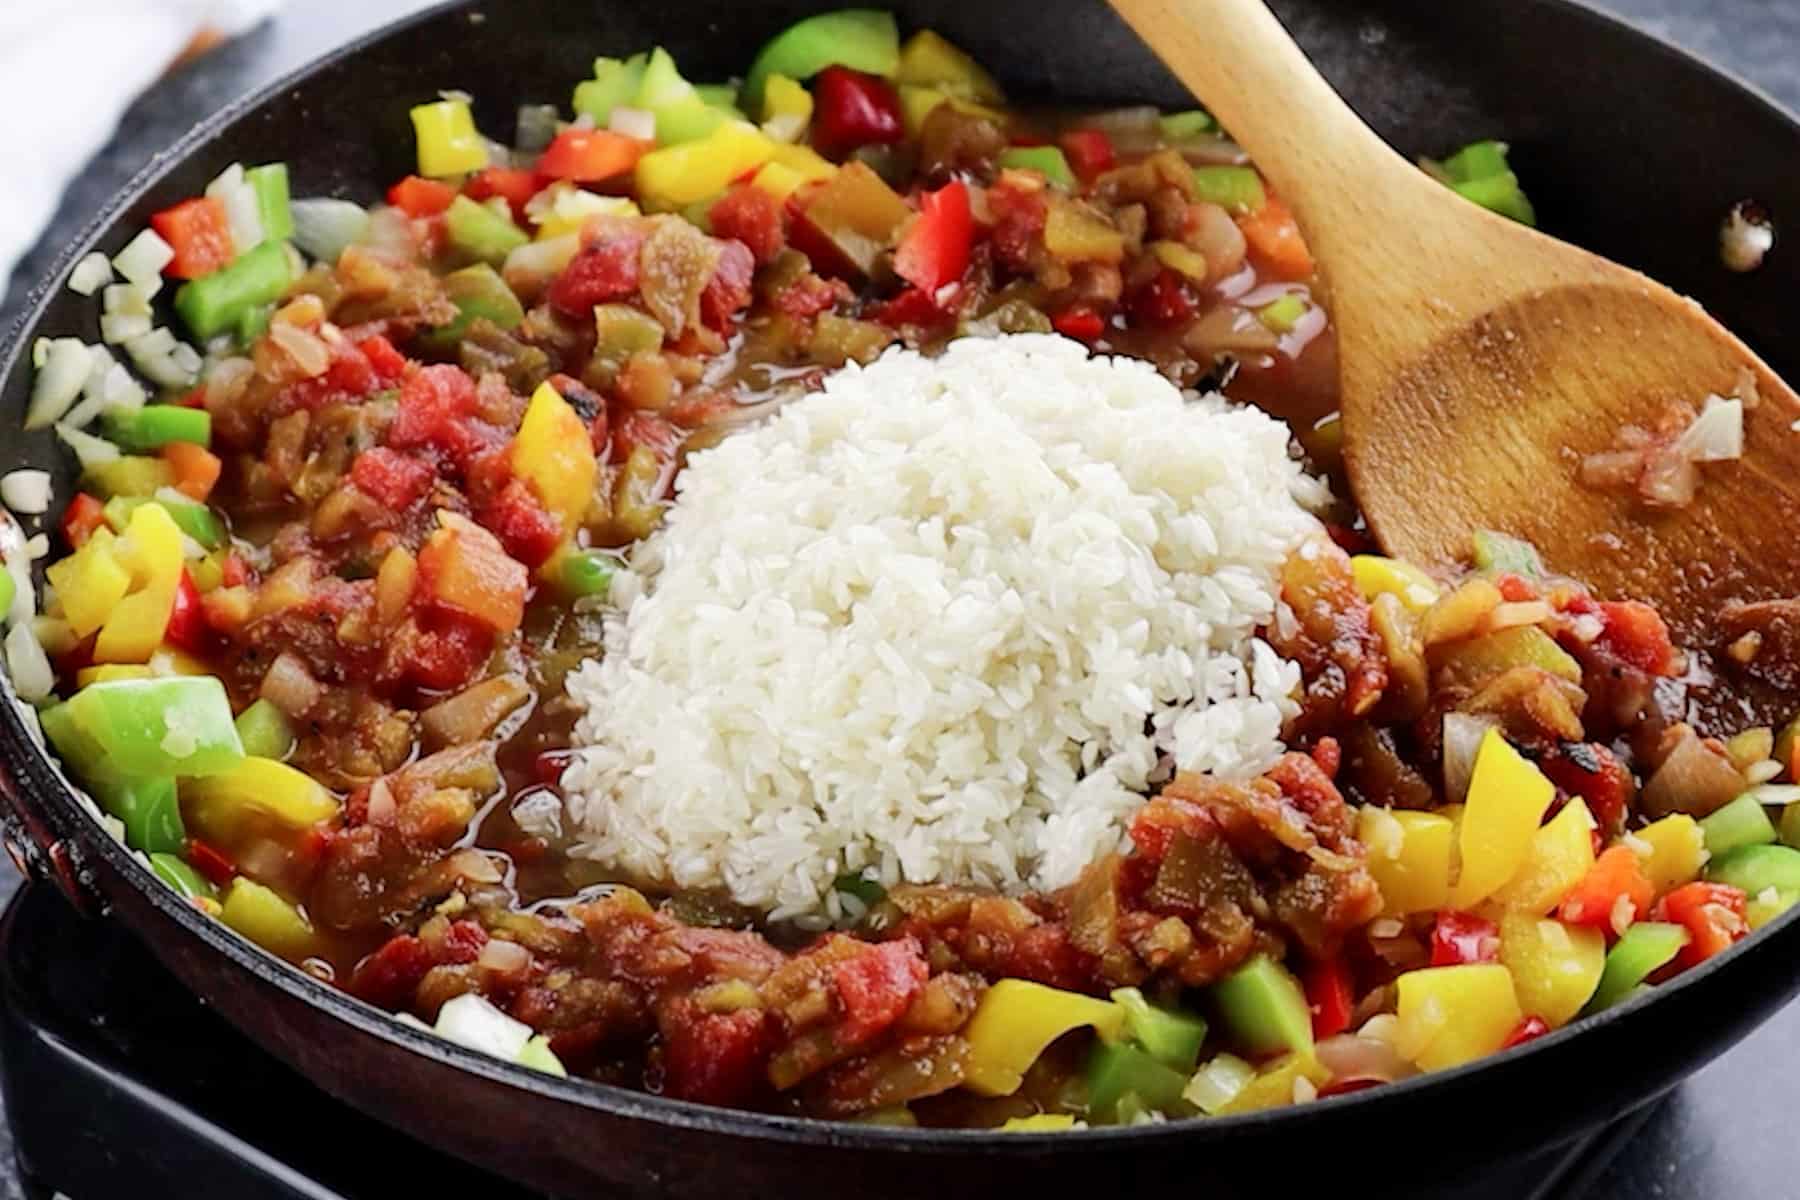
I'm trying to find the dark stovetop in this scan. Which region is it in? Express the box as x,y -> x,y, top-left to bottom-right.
3,1 -> 1799,1196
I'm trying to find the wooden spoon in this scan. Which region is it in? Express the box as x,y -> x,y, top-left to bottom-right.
1109,0 -> 1800,727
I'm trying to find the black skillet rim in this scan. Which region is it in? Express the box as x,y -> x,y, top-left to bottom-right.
0,0 -> 1797,1152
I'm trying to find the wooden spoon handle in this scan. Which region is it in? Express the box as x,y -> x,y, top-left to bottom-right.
1106,0 -> 1429,272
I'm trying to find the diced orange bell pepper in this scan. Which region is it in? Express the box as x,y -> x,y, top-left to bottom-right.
1237,193 -> 1315,281
536,129 -> 651,184
1651,881 -> 1749,969
417,512 -> 529,636
388,175 -> 459,218
163,441 -> 223,501
1558,845 -> 1655,936
61,492 -> 107,549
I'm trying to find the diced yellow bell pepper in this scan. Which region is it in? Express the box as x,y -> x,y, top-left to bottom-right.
148,645 -> 211,677
513,381 -> 598,540
529,183 -> 640,241
46,528 -> 130,638
896,30 -> 1005,104
1498,914 -> 1605,1027
1434,624 -> 1583,688
115,500 -> 185,590
75,664 -> 155,687
1395,964 -> 1523,1072
1450,730 -> 1556,908
769,142 -> 839,180
94,503 -> 185,664
752,161 -> 808,203
999,1114 -> 1078,1132
183,756 -> 341,842
1043,199 -> 1125,264
1636,814 -> 1706,895
635,121 -> 775,211
1358,806 -> 1455,915
411,98 -> 489,178
759,73 -> 814,139
896,85 -> 1010,140
962,979 -> 1124,1096
220,878 -> 319,959
1489,798 -> 1596,915
1215,1052 -> 1331,1114
1350,555 -> 1440,614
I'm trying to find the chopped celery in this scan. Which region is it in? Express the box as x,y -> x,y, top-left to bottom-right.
59,677 -> 244,779
1700,793 -> 1778,858
234,698 -> 297,761
573,53 -> 650,124
1584,922 -> 1688,1014
99,775 -> 185,854
1452,172 -> 1537,227
1110,987 -> 1206,1072
1471,529 -> 1545,577
236,302 -> 273,348
424,263 -> 527,348
445,195 -> 529,266
174,241 -> 293,341
246,163 -> 294,243
1210,955 -> 1312,1058
149,851 -> 217,903
101,404 -> 210,452
1707,843 -> 1800,895
1084,1041 -> 1191,1121
1443,140 -> 1513,183
1256,294 -> 1309,334
743,9 -> 901,114
695,84 -> 746,115
1191,165 -> 1265,214
997,146 -> 1075,189
1159,110 -> 1217,140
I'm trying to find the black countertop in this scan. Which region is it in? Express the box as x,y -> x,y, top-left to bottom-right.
2,1 -> 1798,1195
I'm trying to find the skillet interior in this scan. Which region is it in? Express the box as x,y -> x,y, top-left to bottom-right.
2,1 -> 1799,1195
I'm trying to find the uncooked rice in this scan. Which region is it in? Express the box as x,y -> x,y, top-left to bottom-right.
563,334 -> 1328,921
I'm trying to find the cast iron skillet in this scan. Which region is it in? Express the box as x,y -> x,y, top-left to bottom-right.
1,1 -> 1796,1195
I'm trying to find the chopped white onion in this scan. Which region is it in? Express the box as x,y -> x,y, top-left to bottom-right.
100,313 -> 153,345
125,328 -> 199,389
609,105 -> 657,141
1721,202 -> 1775,273
1674,395 -> 1744,463
290,198 -> 371,264
1183,1053 -> 1256,1114
762,112 -> 808,143
169,342 -> 203,376
103,282 -> 153,317
0,471 -> 52,516
511,790 -> 564,839
25,339 -> 92,429
68,252 -> 114,296
112,229 -> 174,289
31,339 -> 49,369
1443,712 -> 1497,804
23,535 -> 47,561
433,993 -> 534,1063
30,617 -> 76,658
477,938 -> 531,974
65,363 -> 147,429
4,623 -> 53,703
55,422 -> 121,469
205,162 -> 265,257
515,104 -> 560,155
1748,783 -> 1800,806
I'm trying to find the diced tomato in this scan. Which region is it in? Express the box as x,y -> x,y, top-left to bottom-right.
1051,306 -> 1105,341
709,185 -> 785,265
1501,1016 -> 1551,1049
1310,735 -> 1342,779
185,839 -> 237,887
868,286 -> 952,329
699,240 -> 757,333
547,232 -> 647,317
1596,600 -> 1679,676
351,447 -> 436,510
164,570 -> 209,652
894,180 -> 974,295
438,919 -> 490,965
357,334 -> 408,384
220,552 -> 251,589
1559,845 -> 1655,934
660,1001 -> 774,1107
60,493 -> 107,549
612,410 -> 682,467
810,66 -> 905,158
988,182 -> 1049,273
833,937 -> 929,1047
464,166 -> 542,222
350,934 -> 433,1008
1130,269 -> 1195,326
387,175 -> 458,218
388,364 -> 478,455
1652,882 -> 1749,970
1059,128 -> 1116,181
536,129 -> 649,183
1303,956 -> 1355,1039
771,271 -> 850,320
277,337 -> 385,414
417,521 -> 529,636
150,197 -> 234,280
533,751 -> 573,790
1237,192 -> 1314,281
162,441 -> 222,502
1430,911 -> 1501,965
1324,522 -> 1378,556
407,610 -> 496,692
1540,742 -> 1634,834
482,478 -> 563,568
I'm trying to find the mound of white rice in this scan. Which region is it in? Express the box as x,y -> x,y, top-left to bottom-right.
563,334 -> 1329,921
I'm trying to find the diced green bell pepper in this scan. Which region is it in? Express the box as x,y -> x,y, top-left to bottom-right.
573,53 -> 649,125
694,84 -> 747,116
998,146 -> 1075,189
1255,294 -> 1309,334
1780,800 -> 1800,850
60,677 -> 245,779
80,455 -> 175,499
558,549 -> 619,599
655,101 -> 731,147
1700,793 -> 1778,858
1191,165 -> 1266,214
100,775 -> 185,855
1452,172 -> 1537,227
424,263 -> 527,349
1210,954 -> 1312,1058
1443,140 -> 1513,184
1472,529 -> 1545,577
246,163 -> 294,244
101,404 -> 211,452
833,868 -> 886,908
1707,843 -> 1800,894
102,495 -> 225,550
1584,921 -> 1689,1014
174,241 -> 294,342
743,9 -> 901,114
237,302 -> 273,348
149,851 -> 218,903
0,570 -> 14,621
234,698 -> 297,762
1084,1040 -> 1192,1122
1110,987 -> 1207,1073
445,195 -> 529,266
1159,110 -> 1217,141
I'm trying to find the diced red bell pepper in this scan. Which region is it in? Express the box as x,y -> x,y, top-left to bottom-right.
151,197 -> 235,280
988,181 -> 1049,273
660,1000 -> 774,1107
481,478 -> 563,569
1559,845 -> 1655,934
868,286 -> 952,329
185,839 -> 237,887
60,493 -> 107,549
351,447 -> 436,511
1059,128 -> 1116,181
1540,742 -> 1634,835
1129,269 -> 1195,326
1303,956 -> 1355,1039
464,166 -> 542,222
894,180 -> 973,295
388,364 -> 479,455
357,334 -> 409,384
536,129 -> 650,183
1501,1015 -> 1551,1049
709,185 -> 785,266
1596,600 -> 1679,676
810,66 -> 904,159
547,231 -> 647,317
388,175 -> 459,218
1430,910 -> 1501,966
699,239 -> 756,333
1051,306 -> 1105,342
832,937 -> 929,1047
1651,882 -> 1749,970
350,934 -> 434,1008
164,569 -> 209,653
